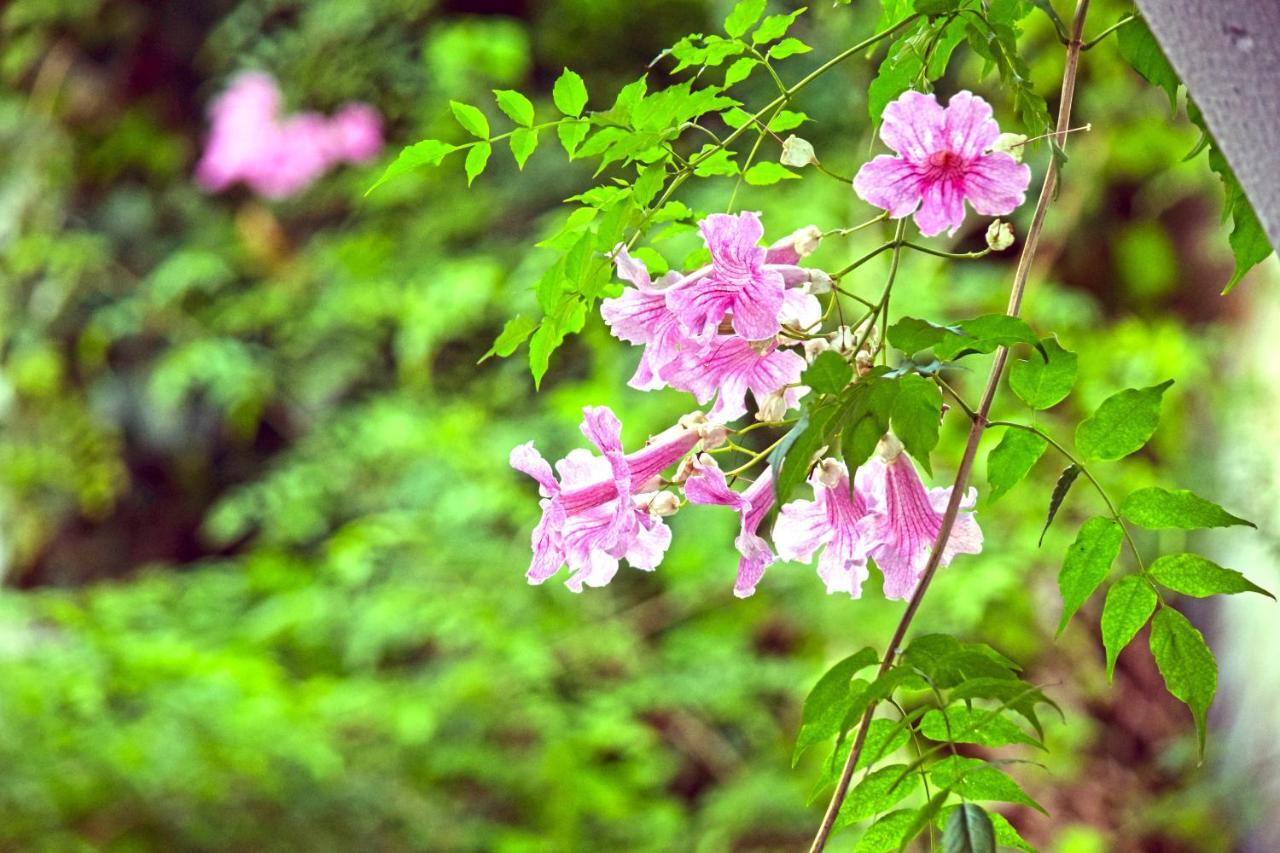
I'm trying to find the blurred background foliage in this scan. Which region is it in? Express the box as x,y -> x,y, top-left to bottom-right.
0,0 -> 1275,850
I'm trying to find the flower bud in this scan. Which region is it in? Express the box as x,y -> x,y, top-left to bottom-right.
644,490 -> 681,518
672,454 -> 699,484
816,458 -> 845,489
780,135 -> 817,168
991,132 -> 1027,162
803,336 -> 831,362
697,421 -> 728,450
985,219 -> 1015,252
806,268 -> 833,295
855,350 -> 874,376
756,388 -> 790,423
828,325 -> 856,357
875,431 -> 904,463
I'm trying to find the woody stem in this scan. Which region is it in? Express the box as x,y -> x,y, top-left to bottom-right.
807,1 -> 1091,849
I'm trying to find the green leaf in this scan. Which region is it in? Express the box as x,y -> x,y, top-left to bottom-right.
986,427 -> 1048,502
723,56 -> 758,87
1149,553 -> 1274,599
493,89 -> 534,127
692,145 -> 739,177
947,679 -> 1058,739
852,809 -> 916,853
990,812 -> 1036,853
932,315 -> 1038,361
552,69 -> 588,117
891,374 -> 942,475
803,350 -> 853,395
1117,17 -> 1179,111
793,646 -> 878,763
920,707 -> 1041,749
743,162 -> 800,186
1149,607 -> 1218,757
366,139 -> 456,193
887,316 -> 958,355
1009,337 -> 1077,409
840,372 -> 897,474
942,803 -> 995,853
481,314 -> 538,361
509,128 -> 539,169
464,142 -> 492,185
1039,464 -> 1080,546
868,37 -> 922,124
1057,517 -> 1125,635
771,404 -> 837,505
1101,576 -> 1158,681
724,0 -> 766,38
1207,145 -> 1275,292
1120,487 -> 1254,530
1075,380 -> 1173,460
833,764 -> 921,829
769,37 -> 812,59
753,8 -> 806,45
855,718 -> 914,771
449,100 -> 490,139
767,110 -> 809,132
557,120 -> 589,158
929,756 -> 1045,813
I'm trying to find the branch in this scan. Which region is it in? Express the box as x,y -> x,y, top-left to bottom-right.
807,2 -> 1092,848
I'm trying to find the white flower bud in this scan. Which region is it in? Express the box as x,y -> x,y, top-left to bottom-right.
985,219 -> 1015,252
644,491 -> 680,518
697,421 -> 728,450
828,325 -> 856,357
806,268 -> 833,295
816,458 -> 845,490
803,336 -> 831,362
780,135 -> 817,168
855,350 -> 874,375
672,454 -> 699,484
876,431 -> 904,463
756,388 -> 790,423
991,132 -> 1027,162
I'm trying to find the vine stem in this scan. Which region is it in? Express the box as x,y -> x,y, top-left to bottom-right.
807,1 -> 1091,849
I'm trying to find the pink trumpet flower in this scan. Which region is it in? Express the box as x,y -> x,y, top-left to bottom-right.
682,456 -> 777,597
774,459 -> 875,597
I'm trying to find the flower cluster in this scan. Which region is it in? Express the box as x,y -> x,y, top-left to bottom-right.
511,90 -> 1029,600
196,72 -> 383,199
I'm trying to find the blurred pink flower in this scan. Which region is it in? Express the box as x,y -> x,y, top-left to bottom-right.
853,90 -> 1031,237
195,71 -> 384,199
855,437 -> 983,600
682,456 -> 776,597
774,459 -> 874,597
663,334 -> 806,422
510,408 -> 720,591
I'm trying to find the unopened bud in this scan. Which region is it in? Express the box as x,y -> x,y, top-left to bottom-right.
780,135 -> 817,168
672,454 -> 699,484
991,132 -> 1027,162
756,388 -> 790,423
829,325 -> 856,357
855,350 -> 874,375
645,490 -> 680,517
876,431 -> 904,463
806,268 -> 833,295
985,219 -> 1015,252
816,458 -> 845,489
804,337 -> 831,362
697,421 -> 728,450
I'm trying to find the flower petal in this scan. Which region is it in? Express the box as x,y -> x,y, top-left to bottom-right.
942,91 -> 1000,159
963,152 -> 1032,216
853,155 -> 925,218
880,90 -> 946,162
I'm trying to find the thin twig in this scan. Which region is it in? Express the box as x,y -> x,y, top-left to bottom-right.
807,2 -> 1092,848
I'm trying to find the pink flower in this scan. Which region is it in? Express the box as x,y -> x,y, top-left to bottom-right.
600,247 -> 697,391
665,212 -> 787,341
510,409 -> 721,591
853,90 -> 1032,237
195,71 -> 384,200
664,335 -> 806,422
855,437 -> 983,600
682,456 -> 776,597
774,459 -> 875,597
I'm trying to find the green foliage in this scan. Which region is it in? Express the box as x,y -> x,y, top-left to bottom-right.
1101,576 -> 1159,680
986,426 -> 1048,502
1150,607 -> 1218,756
1148,553 -> 1273,599
804,350 -> 855,395
1075,380 -> 1173,460
795,647 -> 879,763
1119,487 -> 1254,530
1057,517 -> 1125,634
942,803 -> 996,853
1009,337 -> 1077,409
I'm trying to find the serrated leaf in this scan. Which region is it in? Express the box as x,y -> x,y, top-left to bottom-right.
928,756 -> 1046,814
853,809 -> 917,853
692,145 -> 739,177
804,350 -> 854,395
1117,17 -> 1179,111
768,110 -> 809,132
481,314 -> 538,361
921,707 -> 1041,749
509,128 -> 539,169
947,679 -> 1058,739
1119,487 -> 1254,530
450,100 -> 489,139
986,427 -> 1048,502
723,56 -> 758,87
1075,380 -> 1173,461
493,89 -> 534,126
743,161 -> 800,186
1057,517 -> 1125,635
890,374 -> 942,475
753,8 -> 806,45
1009,337 -> 1077,409
366,139 -> 456,193
942,803 -> 995,853
1149,553 -> 1274,599
1101,576 -> 1158,681
1207,145 -> 1274,292
724,0 -> 766,38
1039,464 -> 1080,546
464,142 -> 492,185
552,68 -> 588,117
833,764 -> 921,830
794,646 -> 879,763
557,119 -> 590,158
1150,607 -> 1217,757
769,37 -> 812,59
